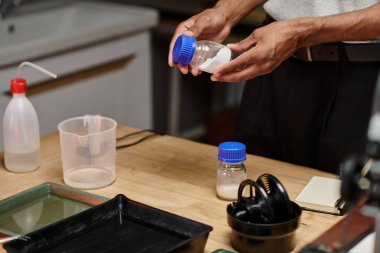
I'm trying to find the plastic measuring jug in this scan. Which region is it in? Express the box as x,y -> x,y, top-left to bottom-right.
58,115 -> 117,189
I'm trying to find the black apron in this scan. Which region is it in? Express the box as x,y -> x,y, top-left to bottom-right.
233,54 -> 380,174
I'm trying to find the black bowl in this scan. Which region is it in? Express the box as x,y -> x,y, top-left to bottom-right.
227,201 -> 302,253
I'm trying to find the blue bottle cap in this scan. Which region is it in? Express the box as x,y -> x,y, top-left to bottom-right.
172,35 -> 196,66
218,142 -> 246,163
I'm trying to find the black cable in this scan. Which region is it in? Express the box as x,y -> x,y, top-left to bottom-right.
116,129 -> 153,141
116,133 -> 157,149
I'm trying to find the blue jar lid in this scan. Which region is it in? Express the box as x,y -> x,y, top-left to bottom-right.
218,142 -> 246,163
172,35 -> 196,66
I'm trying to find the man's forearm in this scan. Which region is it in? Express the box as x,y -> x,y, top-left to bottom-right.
214,0 -> 265,28
293,3 -> 380,47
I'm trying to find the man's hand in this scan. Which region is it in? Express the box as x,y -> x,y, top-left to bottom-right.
211,3 -> 380,82
211,20 -> 300,82
168,8 -> 232,76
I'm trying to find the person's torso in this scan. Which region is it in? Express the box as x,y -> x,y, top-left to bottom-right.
263,0 -> 380,21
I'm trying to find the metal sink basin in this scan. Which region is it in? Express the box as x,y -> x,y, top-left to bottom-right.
0,1 -> 158,66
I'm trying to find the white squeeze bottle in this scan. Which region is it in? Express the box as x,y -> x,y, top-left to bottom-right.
3,62 -> 57,172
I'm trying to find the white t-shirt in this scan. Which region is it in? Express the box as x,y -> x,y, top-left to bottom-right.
263,0 -> 379,21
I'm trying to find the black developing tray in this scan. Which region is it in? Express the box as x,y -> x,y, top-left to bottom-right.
4,194 -> 213,253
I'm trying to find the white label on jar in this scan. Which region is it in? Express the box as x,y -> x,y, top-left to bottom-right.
198,47 -> 231,74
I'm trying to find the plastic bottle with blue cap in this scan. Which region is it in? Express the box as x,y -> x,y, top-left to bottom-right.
172,35 -> 232,74
217,142 -> 247,200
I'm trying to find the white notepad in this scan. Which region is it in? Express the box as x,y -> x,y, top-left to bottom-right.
295,176 -> 342,215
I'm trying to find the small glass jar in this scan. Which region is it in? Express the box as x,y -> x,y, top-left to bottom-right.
172,35 -> 232,74
217,142 -> 247,200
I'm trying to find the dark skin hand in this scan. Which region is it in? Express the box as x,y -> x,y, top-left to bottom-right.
168,0 -> 262,76
211,3 -> 380,82
168,1 -> 380,83
211,20 -> 299,82
168,8 -> 232,76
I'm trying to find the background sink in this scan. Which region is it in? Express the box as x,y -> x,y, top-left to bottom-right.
0,0 -> 158,66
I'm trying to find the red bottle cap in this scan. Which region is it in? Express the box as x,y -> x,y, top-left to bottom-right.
10,78 -> 27,93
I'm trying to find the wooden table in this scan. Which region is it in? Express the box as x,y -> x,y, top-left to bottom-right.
0,125 -> 342,253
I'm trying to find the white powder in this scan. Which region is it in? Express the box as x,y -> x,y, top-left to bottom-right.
198,47 -> 232,74
216,184 -> 240,200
